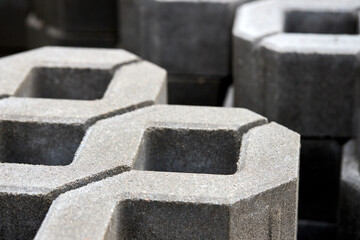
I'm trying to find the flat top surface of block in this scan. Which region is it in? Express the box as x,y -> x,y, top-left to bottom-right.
0,105 -> 271,195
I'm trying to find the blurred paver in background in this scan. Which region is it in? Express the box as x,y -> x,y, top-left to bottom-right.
119,0 -> 256,106
232,0 -> 360,239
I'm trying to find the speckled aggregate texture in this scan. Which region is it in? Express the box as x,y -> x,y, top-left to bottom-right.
0,47 -> 167,240
233,0 -> 360,137
34,105 -> 300,240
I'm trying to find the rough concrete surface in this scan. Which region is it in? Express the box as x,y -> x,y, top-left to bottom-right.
120,0 -> 254,77
0,47 -> 166,240
31,105 -> 300,240
233,0 -> 360,137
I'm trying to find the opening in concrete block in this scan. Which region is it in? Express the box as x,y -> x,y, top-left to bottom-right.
284,11 -> 358,35
15,67 -> 113,100
0,121 -> 85,165
0,194 -> 52,240
134,127 -> 240,175
117,200 -> 229,239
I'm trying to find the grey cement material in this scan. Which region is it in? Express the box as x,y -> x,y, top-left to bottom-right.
30,0 -> 116,32
168,75 -> 230,106
26,14 -> 117,48
119,0 -> 253,77
224,81 -> 344,222
0,47 -> 166,240
338,140 -> 360,240
0,0 -> 29,48
233,0 -> 360,137
33,105 -> 300,240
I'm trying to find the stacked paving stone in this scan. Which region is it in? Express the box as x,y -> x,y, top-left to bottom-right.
118,0 -> 255,106
0,47 -> 301,239
34,106 -> 300,239
0,0 -> 29,56
0,47 -> 166,239
232,0 -> 360,239
26,0 -> 117,48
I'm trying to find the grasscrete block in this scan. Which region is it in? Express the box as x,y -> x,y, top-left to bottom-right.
0,46 -> 166,240
34,105 -> 300,240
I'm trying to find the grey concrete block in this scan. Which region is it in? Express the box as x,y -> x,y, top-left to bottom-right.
119,0 -> 251,77
26,14 -> 117,48
168,75 -> 230,106
0,0 -> 29,48
233,0 -> 360,137
33,105 -> 300,240
0,47 -> 166,240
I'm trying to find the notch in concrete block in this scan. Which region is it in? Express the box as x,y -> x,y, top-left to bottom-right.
15,67 -> 113,100
0,121 -> 84,165
135,128 -> 240,175
284,11 -> 359,35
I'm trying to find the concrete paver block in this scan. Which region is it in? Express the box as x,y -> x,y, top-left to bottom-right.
233,0 -> 360,137
33,105 -> 300,240
0,47 -> 166,240
120,0 -> 253,77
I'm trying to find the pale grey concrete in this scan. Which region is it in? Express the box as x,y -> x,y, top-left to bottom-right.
0,47 -> 166,240
34,105 -> 300,240
233,0 -> 360,137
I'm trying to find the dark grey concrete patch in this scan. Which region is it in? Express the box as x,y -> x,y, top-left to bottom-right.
168,75 -> 230,106
119,0 -> 253,77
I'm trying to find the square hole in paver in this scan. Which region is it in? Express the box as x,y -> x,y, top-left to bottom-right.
0,121 -> 85,165
284,11 -> 359,35
15,67 -> 113,100
134,127 -> 240,175
117,200 -> 229,239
